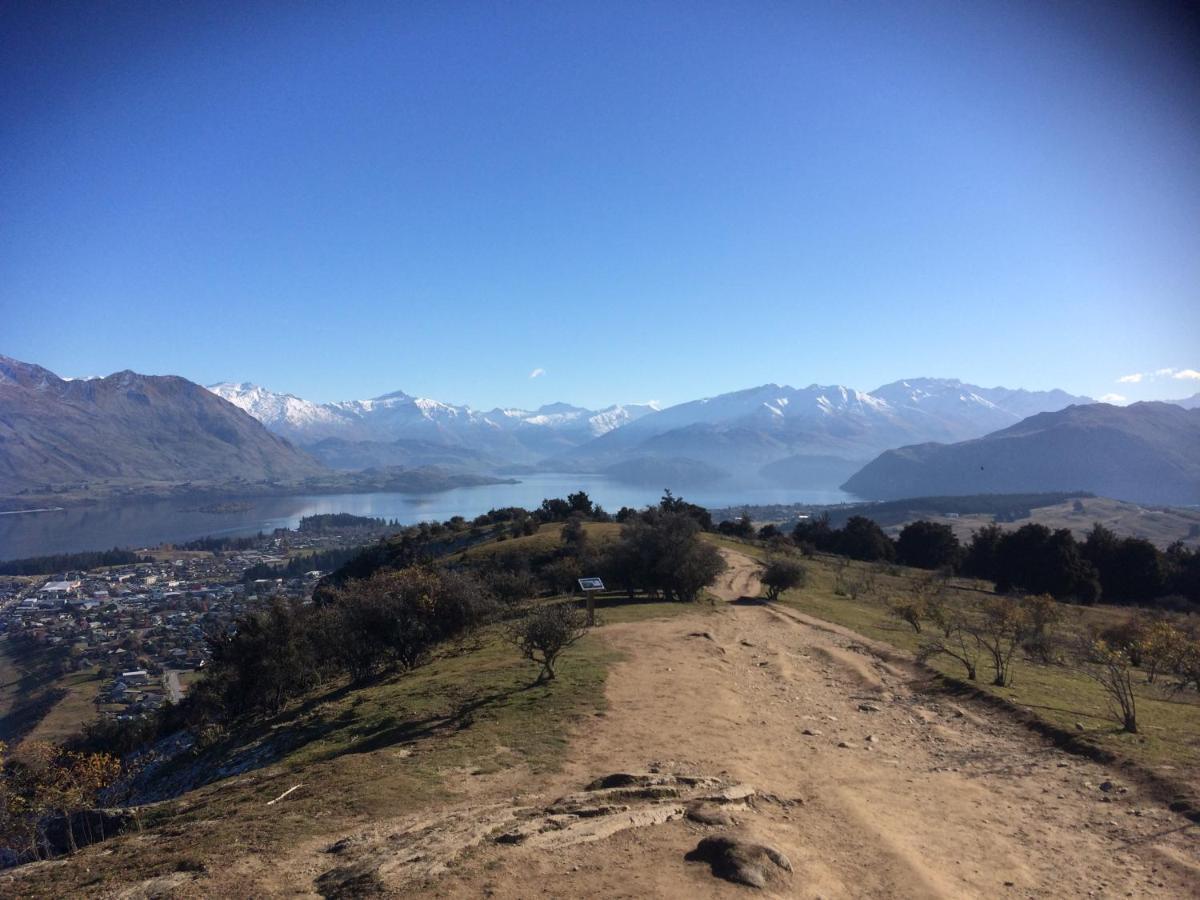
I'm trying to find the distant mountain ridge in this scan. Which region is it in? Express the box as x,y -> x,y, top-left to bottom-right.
0,356 -> 323,497
842,402 -> 1200,505
208,376 -> 1091,485
207,382 -> 659,464
549,378 -> 1093,484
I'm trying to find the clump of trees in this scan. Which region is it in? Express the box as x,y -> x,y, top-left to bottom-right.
0,740 -> 121,861
913,593 -> 1058,687
787,513 -> 1200,610
187,567 -> 498,726
608,507 -> 726,602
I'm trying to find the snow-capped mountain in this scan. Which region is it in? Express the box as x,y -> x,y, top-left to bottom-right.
553,378 -> 1091,485
208,377 -> 1089,486
206,383 -> 659,463
870,378 -> 1089,441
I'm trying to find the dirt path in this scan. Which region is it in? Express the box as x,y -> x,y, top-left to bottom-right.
311,550 -> 1200,898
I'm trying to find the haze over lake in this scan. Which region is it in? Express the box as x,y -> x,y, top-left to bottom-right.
0,474 -> 855,559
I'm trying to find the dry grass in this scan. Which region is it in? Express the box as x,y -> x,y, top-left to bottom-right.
3,595 -> 696,896
705,534 -> 1200,780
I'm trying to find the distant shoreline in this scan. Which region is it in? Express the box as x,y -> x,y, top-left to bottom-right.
0,472 -> 522,512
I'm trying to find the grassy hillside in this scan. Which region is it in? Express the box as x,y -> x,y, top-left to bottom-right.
706,534 -> 1200,780
457,521 -> 622,561
6,596 -> 696,896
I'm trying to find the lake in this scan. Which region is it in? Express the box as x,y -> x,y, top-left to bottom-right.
0,474 -> 855,560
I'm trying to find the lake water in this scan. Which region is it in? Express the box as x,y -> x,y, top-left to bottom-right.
0,474 -> 855,560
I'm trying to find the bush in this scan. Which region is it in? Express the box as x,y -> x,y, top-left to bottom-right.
760,558 -> 807,601
511,602 -> 590,682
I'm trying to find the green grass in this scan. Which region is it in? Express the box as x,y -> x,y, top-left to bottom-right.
459,521 -> 621,562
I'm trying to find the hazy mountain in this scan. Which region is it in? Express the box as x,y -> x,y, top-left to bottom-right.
842,402 -> 1200,505
869,378 -> 1091,440
0,357 -> 323,497
557,379 -> 1091,484
208,382 -> 658,464
1171,392 -> 1200,410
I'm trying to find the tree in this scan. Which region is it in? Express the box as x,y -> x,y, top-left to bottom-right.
512,602 -> 590,682
966,596 -> 1029,686
916,607 -> 980,680
561,513 -> 589,555
896,521 -> 961,570
566,491 -> 594,516
1073,634 -> 1138,733
835,516 -> 895,562
658,490 -> 714,530
614,510 -> 726,602
994,524 -> 1098,601
962,523 -> 1004,582
760,558 -> 807,601
1136,620 -> 1187,684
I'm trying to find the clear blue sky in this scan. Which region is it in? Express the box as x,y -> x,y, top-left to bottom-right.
2,1 -> 1198,409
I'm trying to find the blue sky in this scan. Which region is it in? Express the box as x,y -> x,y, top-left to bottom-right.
2,1 -> 1198,409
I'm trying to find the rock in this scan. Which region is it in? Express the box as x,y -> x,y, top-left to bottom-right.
802,729 -> 822,736
685,834 -> 792,888
865,735 -> 878,743
1075,722 -> 1085,731
686,802 -> 737,827
858,703 -> 881,713
837,741 -> 851,749
1099,781 -> 1117,793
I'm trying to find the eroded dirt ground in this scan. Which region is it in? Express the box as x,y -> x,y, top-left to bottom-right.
18,551 -> 1200,897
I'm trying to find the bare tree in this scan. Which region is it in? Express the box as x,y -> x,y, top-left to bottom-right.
1072,634 -> 1138,733
966,596 -> 1029,687
916,608 -> 980,680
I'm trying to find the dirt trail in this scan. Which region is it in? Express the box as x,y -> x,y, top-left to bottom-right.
311,550 -> 1200,897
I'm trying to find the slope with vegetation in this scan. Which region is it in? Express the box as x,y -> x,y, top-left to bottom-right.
3,494 -> 1200,896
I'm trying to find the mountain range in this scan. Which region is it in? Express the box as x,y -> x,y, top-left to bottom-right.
0,356 -> 322,497
210,377 -> 1094,486
843,401 -> 1200,506
207,382 -> 659,469
6,352 -> 1198,505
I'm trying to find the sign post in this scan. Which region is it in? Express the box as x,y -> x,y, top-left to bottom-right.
577,577 -> 605,626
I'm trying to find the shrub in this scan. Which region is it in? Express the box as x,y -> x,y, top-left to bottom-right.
760,558 -> 807,601
511,602 -> 591,682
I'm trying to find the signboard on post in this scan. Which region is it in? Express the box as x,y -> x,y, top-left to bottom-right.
578,577 -> 605,625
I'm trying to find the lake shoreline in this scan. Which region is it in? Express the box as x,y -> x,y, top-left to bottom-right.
0,475 -> 855,561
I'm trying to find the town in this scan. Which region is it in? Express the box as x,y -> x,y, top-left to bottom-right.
0,514 -> 399,732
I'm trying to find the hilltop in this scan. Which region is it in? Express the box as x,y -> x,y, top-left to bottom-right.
843,402 -> 1200,505
4,519 -> 1198,897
